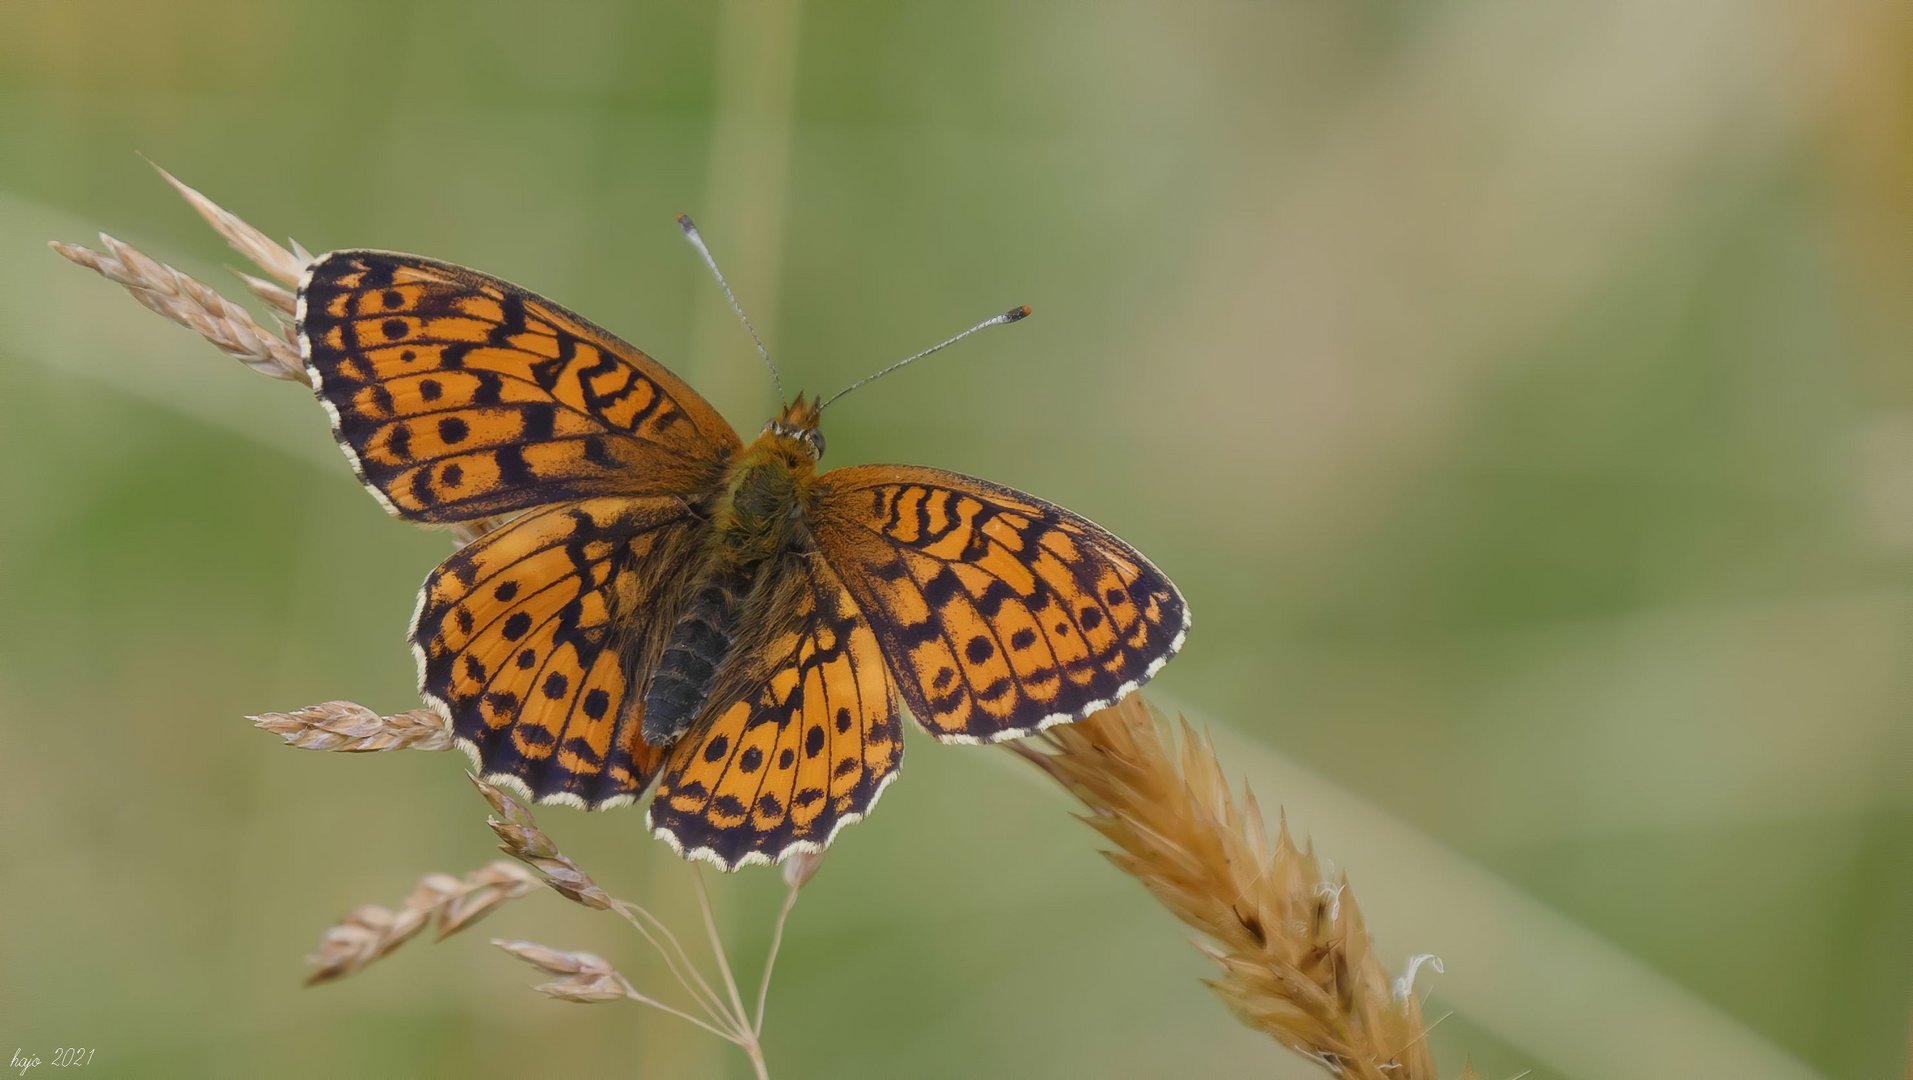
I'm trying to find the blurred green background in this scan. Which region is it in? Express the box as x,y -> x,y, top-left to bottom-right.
3,1 -> 1909,1077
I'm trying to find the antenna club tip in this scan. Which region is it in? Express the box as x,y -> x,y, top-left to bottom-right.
675,212 -> 696,232
1007,305 -> 1032,322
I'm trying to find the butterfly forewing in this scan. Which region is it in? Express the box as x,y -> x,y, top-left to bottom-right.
298,251 -> 739,523
810,466 -> 1188,743
648,556 -> 902,869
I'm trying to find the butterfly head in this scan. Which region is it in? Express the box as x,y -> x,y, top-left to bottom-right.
764,394 -> 826,461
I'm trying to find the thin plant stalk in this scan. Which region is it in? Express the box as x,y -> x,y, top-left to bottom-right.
611,897 -> 738,1029
621,991 -> 739,1042
754,884 -> 801,1035
693,867 -> 754,1035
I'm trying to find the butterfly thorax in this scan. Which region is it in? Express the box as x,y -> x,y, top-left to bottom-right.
712,434 -> 819,557
639,398 -> 824,746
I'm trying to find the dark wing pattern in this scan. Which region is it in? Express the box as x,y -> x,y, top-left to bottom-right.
412,495 -> 703,808
298,250 -> 738,523
647,555 -> 902,869
810,465 -> 1188,743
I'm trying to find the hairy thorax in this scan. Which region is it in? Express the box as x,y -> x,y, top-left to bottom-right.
712,434 -> 819,563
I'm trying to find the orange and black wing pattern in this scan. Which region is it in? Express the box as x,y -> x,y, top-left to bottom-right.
412,495 -> 702,808
648,556 -> 902,869
297,251 -> 738,523
810,465 -> 1187,744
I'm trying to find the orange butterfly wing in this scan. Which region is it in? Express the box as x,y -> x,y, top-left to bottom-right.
298,250 -> 739,523
413,495 -> 704,808
810,466 -> 1188,743
647,556 -> 902,869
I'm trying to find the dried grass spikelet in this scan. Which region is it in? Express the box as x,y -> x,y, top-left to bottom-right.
146,161 -> 310,290
492,940 -> 635,1003
304,861 -> 541,985
302,773 -> 801,1079
251,700 -> 454,752
49,233 -> 306,382
52,161 -> 308,381
470,774 -> 614,910
1012,695 -> 1472,1080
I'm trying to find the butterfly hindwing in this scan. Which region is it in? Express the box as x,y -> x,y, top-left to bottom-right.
648,556 -> 902,869
810,465 -> 1188,743
298,251 -> 739,523
413,495 -> 702,808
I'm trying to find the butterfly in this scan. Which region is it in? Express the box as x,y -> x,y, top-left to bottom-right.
296,244 -> 1189,870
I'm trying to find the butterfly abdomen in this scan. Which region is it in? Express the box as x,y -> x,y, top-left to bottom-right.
641,560 -> 754,745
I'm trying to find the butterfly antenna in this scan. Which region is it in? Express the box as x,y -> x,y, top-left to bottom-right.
820,305 -> 1032,411
677,213 -> 783,395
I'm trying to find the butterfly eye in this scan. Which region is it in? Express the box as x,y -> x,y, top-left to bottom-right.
805,430 -> 825,458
